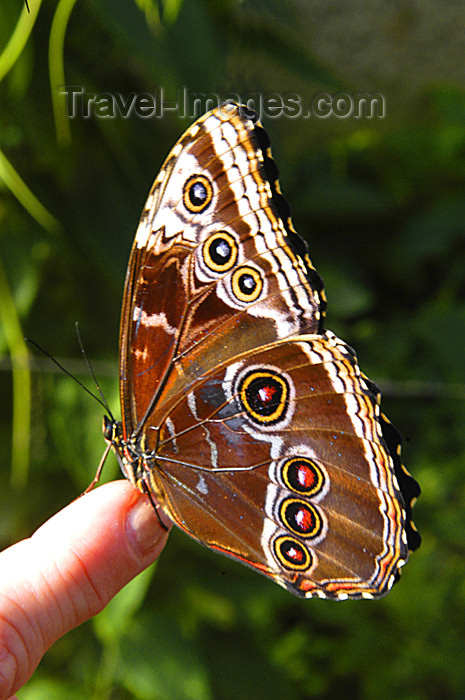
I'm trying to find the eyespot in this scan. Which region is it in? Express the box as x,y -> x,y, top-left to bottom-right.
273,535 -> 312,571
279,498 -> 323,538
238,369 -> 289,424
281,457 -> 325,497
202,232 -> 238,272
231,266 -> 263,302
183,174 -> 213,213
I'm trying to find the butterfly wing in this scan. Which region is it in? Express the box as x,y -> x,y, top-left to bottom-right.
116,103 -> 420,598
119,104 -> 324,438
142,332 -> 419,599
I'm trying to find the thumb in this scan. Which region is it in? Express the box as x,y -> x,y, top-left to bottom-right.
0,480 -> 170,700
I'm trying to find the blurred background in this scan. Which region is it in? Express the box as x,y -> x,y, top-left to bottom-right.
1,1 -> 464,698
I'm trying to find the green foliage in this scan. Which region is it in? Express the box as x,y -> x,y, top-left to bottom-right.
1,1 -> 465,698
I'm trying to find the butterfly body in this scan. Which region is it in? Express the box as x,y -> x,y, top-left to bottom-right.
106,103 -> 420,599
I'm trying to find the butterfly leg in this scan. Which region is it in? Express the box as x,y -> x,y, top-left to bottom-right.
141,478 -> 170,531
81,442 -> 112,496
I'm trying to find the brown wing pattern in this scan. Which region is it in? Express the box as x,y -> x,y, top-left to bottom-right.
141,333 -> 414,598
111,103 -> 420,599
119,104 -> 324,436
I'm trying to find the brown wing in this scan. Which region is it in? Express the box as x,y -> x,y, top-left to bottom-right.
116,103 -> 419,598
141,333 -> 419,599
119,104 -> 324,441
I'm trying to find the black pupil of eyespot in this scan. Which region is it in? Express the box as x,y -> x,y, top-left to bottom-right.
189,181 -> 207,205
281,539 -> 306,563
284,502 -> 316,534
289,461 -> 319,493
238,273 -> 256,295
245,377 -> 282,416
210,238 -> 231,264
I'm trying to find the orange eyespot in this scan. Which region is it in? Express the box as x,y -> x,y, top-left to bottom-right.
279,498 -> 323,539
231,266 -> 263,302
203,232 -> 238,272
238,370 -> 288,424
281,457 -> 325,496
183,174 -> 213,212
273,536 -> 312,571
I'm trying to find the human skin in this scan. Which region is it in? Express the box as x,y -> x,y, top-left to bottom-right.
0,481 -> 171,699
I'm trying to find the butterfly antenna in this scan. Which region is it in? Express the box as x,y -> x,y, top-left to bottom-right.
25,335 -> 115,420
74,322 -> 115,420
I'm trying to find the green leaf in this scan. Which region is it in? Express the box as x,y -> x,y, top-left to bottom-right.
119,613 -> 213,700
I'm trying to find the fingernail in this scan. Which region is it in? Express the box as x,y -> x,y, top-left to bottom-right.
126,496 -> 168,559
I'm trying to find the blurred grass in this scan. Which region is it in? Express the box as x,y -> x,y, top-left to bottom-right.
48,0 -> 79,147
0,257 -> 30,488
1,0 -> 465,698
0,147 -> 61,230
0,0 -> 40,84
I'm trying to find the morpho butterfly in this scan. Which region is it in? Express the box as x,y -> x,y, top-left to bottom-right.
103,102 -> 420,600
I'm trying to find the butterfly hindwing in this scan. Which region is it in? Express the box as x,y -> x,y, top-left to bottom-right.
143,332 -> 410,599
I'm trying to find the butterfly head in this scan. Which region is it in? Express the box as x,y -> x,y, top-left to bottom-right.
101,414 -> 144,488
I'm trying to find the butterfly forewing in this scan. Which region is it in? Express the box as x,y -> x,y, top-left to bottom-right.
119,105 -> 323,435
112,102 -> 420,599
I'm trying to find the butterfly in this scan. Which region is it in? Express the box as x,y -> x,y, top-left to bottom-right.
103,102 -> 420,599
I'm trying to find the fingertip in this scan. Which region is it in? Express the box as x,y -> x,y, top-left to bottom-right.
35,480 -> 171,605
0,481 -> 171,699
125,493 -> 172,561
12,480 -> 171,629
